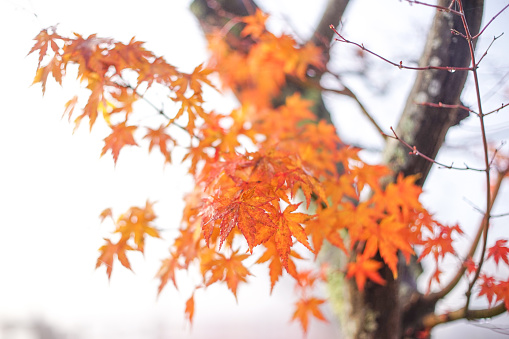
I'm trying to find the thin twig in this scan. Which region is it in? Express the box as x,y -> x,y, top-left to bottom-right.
405,0 -> 462,16
491,212 -> 509,218
387,127 -> 485,171
416,101 -> 477,116
330,25 -> 473,72
484,102 -> 509,116
458,0 -> 492,313
476,33 -> 503,65
119,82 -> 192,135
472,3 -> 509,40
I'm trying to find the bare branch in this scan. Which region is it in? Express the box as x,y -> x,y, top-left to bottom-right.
476,33 -> 504,65
416,101 -> 477,116
473,3 -> 509,39
330,25 -> 473,72
422,303 -> 507,329
387,127 -> 485,171
484,102 -> 509,116
405,0 -> 463,16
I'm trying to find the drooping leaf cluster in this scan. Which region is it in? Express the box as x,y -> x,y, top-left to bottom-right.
30,8 -> 509,333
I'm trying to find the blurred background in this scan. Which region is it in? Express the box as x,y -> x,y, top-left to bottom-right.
1,0 -> 508,338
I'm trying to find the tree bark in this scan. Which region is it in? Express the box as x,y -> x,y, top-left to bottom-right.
382,0 -> 484,186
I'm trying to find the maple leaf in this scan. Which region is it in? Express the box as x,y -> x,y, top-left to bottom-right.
418,224 -> 462,264
274,203 -> 313,270
96,238 -> 133,279
156,256 -> 181,294
201,185 -> 278,251
380,174 -> 423,223
362,215 -> 414,278
32,55 -> 64,94
292,42 -> 324,80
346,255 -> 386,291
291,297 -> 327,334
241,9 -> 269,39
73,79 -> 105,131
427,268 -> 442,293
62,96 -> 79,122
185,293 -> 195,325
114,37 -> 154,72
28,26 -> 65,68
99,208 -> 112,222
173,63 -> 215,96
144,125 -> 174,163
101,122 -> 138,163
114,201 -> 160,253
478,274 -> 497,306
173,227 -> 202,266
169,93 -> 208,133
205,250 -> 252,298
495,280 -> 509,311
487,239 -> 509,266
464,257 -> 477,275
109,87 -> 138,120
256,239 -> 300,291
305,206 -> 347,255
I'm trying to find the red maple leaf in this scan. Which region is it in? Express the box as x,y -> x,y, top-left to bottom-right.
487,239 -> 509,266
478,274 -> 497,306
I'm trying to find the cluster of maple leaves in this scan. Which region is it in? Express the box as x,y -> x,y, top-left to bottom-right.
30,8 -> 509,333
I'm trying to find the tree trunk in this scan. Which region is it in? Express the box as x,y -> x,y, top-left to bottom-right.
189,0 -> 484,338
382,0 -> 484,186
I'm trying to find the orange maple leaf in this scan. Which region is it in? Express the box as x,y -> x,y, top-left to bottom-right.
274,204 -> 313,270
241,9 -> 269,39
256,239 -> 300,291
291,297 -> 327,334
185,293 -> 195,325
204,250 -> 252,298
346,255 -> 386,292
144,125 -> 174,163
201,185 -> 278,251
101,122 -> 138,163
28,27 -> 65,68
156,256 -> 181,294
114,201 -> 160,253
96,238 -> 133,279
362,216 -> 414,278
99,208 -> 112,222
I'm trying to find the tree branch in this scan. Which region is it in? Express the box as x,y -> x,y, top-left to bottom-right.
311,0 -> 349,53
425,166 -> 506,303
422,303 -> 507,329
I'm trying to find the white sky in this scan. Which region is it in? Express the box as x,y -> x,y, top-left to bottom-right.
0,0 -> 508,338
